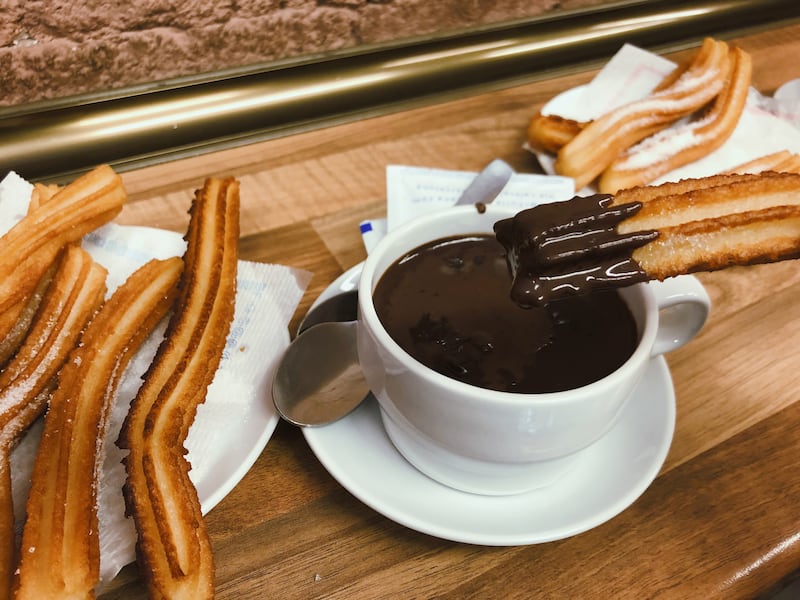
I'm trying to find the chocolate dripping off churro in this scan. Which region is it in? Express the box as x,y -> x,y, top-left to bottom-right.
494,195 -> 657,305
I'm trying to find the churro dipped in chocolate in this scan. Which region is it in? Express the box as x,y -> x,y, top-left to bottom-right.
119,177 -> 239,600
0,247 -> 107,600
495,195 -> 657,305
555,38 -> 731,190
495,171 -> 800,305
14,256 -> 182,599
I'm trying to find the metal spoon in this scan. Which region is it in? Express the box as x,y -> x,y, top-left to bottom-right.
272,321 -> 367,426
272,159 -> 514,426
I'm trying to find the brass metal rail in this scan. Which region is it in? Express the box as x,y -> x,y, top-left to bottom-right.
1,0 -> 798,181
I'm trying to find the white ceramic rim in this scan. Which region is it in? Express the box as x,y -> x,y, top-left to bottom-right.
358,204 -> 659,408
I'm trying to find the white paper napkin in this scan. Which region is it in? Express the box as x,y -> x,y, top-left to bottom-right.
0,171 -> 311,588
360,165 -> 575,252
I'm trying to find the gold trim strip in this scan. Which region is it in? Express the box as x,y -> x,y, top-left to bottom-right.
1,0 -> 797,181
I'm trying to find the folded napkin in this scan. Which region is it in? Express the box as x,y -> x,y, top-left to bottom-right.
0,171 -> 311,588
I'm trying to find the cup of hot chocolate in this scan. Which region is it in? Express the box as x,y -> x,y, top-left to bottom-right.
357,204 -> 709,495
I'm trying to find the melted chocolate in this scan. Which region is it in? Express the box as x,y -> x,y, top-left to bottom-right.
373,235 -> 638,393
494,194 -> 658,305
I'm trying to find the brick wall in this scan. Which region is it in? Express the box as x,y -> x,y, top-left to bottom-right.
1,0 -> 607,107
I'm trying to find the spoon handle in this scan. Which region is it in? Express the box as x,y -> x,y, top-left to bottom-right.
454,159 -> 514,206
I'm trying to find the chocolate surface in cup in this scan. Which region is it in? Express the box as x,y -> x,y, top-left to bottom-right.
373,234 -> 638,393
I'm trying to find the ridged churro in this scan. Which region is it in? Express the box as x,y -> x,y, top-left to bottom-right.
599,46 -> 752,193
0,265 -> 56,370
0,165 -> 125,364
0,247 -> 107,600
14,257 -> 182,600
119,178 -> 239,600
613,171 -> 800,231
617,171 -> 800,279
555,38 -> 731,190
772,153 -> 800,174
495,171 -> 800,304
525,55 -> 690,156
725,150 -> 800,175
0,183 -> 66,369
526,112 -> 586,154
632,205 -> 800,279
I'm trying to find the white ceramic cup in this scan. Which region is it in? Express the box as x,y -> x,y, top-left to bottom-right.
357,204 -> 710,495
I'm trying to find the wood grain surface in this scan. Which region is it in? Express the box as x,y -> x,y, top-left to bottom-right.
91,22 -> 800,599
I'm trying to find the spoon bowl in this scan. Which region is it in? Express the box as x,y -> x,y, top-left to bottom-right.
272,321 -> 368,426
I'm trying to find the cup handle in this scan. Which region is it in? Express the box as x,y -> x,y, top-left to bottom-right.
648,275 -> 711,357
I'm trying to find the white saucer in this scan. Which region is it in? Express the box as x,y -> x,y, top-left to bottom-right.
302,265 -> 676,546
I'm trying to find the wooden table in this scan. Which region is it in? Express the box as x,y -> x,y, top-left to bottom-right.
100,22 -> 800,599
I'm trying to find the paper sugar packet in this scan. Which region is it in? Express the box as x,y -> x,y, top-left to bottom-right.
533,43 -> 800,188
0,171 -> 311,589
359,165 -> 575,252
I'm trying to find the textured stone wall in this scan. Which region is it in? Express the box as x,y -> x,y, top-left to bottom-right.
1,0 -> 608,107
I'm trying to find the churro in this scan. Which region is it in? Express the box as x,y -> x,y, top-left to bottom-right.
631,205 -> 800,279
0,183 -> 65,368
0,165 -> 125,362
725,150 -> 800,175
526,112 -> 586,154
617,171 -> 800,279
0,247 -> 107,600
14,257 -> 182,600
612,170 -> 760,203
119,177 -> 239,600
599,46 -> 752,193
0,265 -> 56,369
526,49 -> 691,156
773,153 -> 800,174
29,182 -> 61,211
495,171 -> 800,304
613,171 -> 800,231
555,38 -> 730,190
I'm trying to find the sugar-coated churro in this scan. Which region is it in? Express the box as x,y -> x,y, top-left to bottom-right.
773,153 -> 800,174
0,165 -> 125,362
14,257 -> 182,600
631,204 -> 800,279
0,247 -> 107,600
119,177 -> 240,600
526,49 -> 691,156
0,264 -> 57,370
617,171 -> 800,279
725,150 -> 800,175
0,183 -> 66,369
599,46 -> 752,193
613,171 -> 800,231
555,38 -> 731,190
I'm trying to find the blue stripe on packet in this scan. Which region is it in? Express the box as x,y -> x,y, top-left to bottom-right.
359,218 -> 388,254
